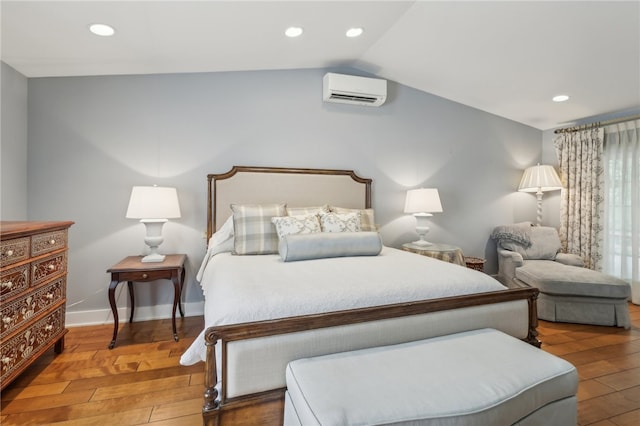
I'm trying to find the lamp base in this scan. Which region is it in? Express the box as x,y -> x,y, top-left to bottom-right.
141,253 -> 166,263
413,213 -> 433,247
140,219 -> 167,263
536,190 -> 544,226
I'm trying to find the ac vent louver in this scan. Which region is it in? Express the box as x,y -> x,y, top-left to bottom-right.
328,93 -> 379,104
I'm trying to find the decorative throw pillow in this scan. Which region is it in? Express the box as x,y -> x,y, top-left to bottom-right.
318,211 -> 361,233
330,206 -> 376,232
278,232 -> 383,262
286,205 -> 329,216
230,203 -> 286,255
271,214 -> 321,239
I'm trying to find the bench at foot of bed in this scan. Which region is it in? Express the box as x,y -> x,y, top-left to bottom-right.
284,328 -> 578,426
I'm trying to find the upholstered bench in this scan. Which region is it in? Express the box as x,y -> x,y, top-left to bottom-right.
284,328 -> 578,426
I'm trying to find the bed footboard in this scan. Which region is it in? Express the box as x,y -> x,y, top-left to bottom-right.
202,287 -> 539,426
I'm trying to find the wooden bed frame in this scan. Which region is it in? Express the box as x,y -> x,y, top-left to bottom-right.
200,166 -> 539,426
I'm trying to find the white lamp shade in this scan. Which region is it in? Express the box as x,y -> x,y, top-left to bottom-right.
126,186 -> 181,219
518,164 -> 562,193
404,188 -> 443,214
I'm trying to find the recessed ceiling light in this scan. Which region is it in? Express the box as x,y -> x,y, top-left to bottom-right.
346,28 -> 364,38
89,23 -> 115,37
552,95 -> 570,102
285,27 -> 303,38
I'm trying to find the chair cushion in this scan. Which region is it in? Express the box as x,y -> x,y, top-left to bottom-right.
516,260 -> 630,299
285,328 -> 577,426
499,226 -> 561,260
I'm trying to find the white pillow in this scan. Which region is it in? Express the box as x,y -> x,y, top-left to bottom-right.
271,214 -> 321,239
196,216 -> 235,281
209,215 -> 234,248
318,211 -> 361,233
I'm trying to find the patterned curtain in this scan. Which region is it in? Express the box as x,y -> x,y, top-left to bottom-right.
603,120 -> 640,304
553,128 -> 605,270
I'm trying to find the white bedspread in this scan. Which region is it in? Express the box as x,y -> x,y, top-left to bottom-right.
180,246 -> 506,365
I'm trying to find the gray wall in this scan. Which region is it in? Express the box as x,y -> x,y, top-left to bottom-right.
23,67 -> 543,324
1,62 -> 28,220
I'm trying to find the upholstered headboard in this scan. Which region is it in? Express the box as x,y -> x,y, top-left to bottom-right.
206,166 -> 372,240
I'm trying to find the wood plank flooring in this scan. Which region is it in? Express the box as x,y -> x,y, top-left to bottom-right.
1,304 -> 639,425
540,303 -> 640,425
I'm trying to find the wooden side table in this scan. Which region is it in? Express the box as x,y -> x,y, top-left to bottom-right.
107,254 -> 186,349
401,243 -> 465,266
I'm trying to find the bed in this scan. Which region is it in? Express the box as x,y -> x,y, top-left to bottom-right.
180,166 -> 539,426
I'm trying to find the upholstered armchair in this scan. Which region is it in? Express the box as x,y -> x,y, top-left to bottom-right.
492,223 -> 631,328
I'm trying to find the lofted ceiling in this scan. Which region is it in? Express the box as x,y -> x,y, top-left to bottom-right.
2,0 -> 639,130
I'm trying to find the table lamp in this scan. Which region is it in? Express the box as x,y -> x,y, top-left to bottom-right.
518,163 -> 562,226
404,188 -> 443,246
126,186 -> 181,262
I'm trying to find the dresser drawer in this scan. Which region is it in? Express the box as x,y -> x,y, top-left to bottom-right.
1,305 -> 65,384
1,278 -> 66,339
1,264 -> 30,302
31,230 -> 68,257
0,237 -> 30,268
31,252 -> 67,287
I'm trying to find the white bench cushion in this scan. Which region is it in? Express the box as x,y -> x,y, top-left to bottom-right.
285,328 -> 577,425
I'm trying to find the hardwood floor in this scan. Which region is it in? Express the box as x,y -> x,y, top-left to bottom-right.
1,305 -> 639,425
1,316 -> 206,426
539,303 -> 640,425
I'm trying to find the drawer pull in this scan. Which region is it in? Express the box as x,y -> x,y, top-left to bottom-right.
48,264 -> 56,271
142,273 -> 148,279
1,281 -> 13,289
5,250 -> 14,257
46,293 -> 54,300
1,356 -> 12,364
49,239 -> 56,245
2,316 -> 12,324
45,325 -> 53,331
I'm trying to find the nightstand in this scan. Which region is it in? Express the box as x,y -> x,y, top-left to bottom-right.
401,243 -> 465,266
107,254 -> 186,349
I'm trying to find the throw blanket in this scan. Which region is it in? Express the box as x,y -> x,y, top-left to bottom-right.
491,222 -> 532,247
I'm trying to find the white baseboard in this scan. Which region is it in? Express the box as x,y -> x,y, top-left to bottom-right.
65,301 -> 205,327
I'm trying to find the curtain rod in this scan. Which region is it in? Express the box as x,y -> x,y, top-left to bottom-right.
554,113 -> 640,134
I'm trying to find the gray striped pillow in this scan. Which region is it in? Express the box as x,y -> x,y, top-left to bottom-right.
231,203 -> 286,255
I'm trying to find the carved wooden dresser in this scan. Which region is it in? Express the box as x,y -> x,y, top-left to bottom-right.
1,221 -> 73,390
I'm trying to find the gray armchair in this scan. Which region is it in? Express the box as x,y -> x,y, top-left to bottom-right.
492,223 -> 631,328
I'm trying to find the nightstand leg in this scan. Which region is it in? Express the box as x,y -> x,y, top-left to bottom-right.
108,279 -> 120,349
171,275 -> 180,341
128,281 -> 135,323
178,268 -> 185,318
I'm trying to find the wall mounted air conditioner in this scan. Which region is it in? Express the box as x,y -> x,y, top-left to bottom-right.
323,73 -> 387,107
